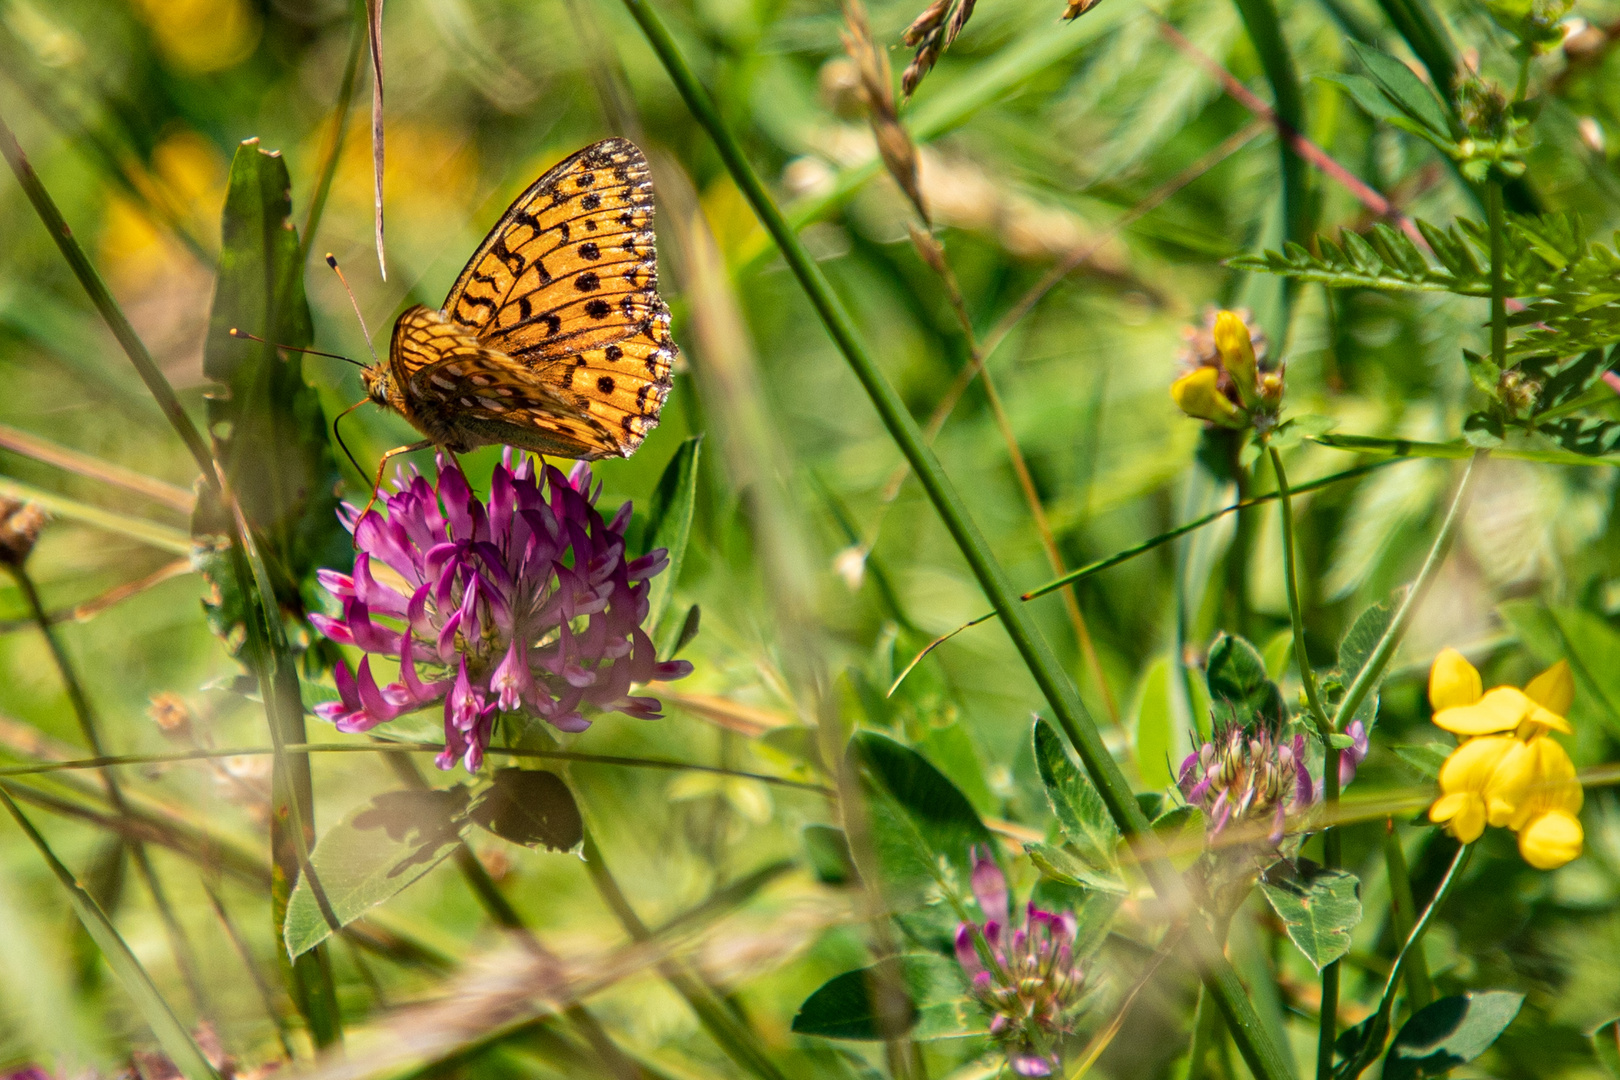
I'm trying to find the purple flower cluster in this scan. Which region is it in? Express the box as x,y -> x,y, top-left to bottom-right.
313,452 -> 691,771
953,849 -> 1084,1077
1178,719 -> 1368,845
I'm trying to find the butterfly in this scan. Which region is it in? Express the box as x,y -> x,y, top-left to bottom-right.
356,138 -> 677,488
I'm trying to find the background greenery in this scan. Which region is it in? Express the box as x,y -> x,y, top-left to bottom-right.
3,0 -> 1620,1074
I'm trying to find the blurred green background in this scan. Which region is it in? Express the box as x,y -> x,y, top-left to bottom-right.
4,0 -> 1620,1073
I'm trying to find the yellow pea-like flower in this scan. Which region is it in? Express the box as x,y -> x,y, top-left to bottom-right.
1170,367 -> 1245,428
1212,310 -> 1259,403
1486,735 -> 1581,831
1429,734 -> 1516,843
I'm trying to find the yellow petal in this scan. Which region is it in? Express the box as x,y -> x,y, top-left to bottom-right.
1429,648 -> 1483,711
1170,367 -> 1245,428
1518,705 -> 1573,736
1517,810 -> 1583,870
1430,792 -> 1486,843
1433,686 -> 1531,735
1438,735 -> 1515,795
1212,310 -> 1258,399
1488,736 -> 1582,831
1524,659 -> 1574,715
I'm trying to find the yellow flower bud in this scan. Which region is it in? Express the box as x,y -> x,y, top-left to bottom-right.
1429,648 -> 1483,712
1170,367 -> 1245,428
1429,734 -> 1515,842
1517,809 -> 1583,870
1213,310 -> 1259,403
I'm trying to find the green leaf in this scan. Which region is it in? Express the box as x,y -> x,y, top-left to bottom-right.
1393,743 -> 1452,779
1206,633 -> 1285,729
1346,40 -> 1452,139
285,786 -> 471,958
791,955 -> 973,1040
1322,73 -> 1410,126
1259,863 -> 1363,971
1335,593 -> 1400,729
1133,655 -> 1177,790
0,792 -> 220,1080
468,769 -> 583,851
1591,1017 -> 1620,1079
1327,733 -> 1357,749
849,731 -> 994,893
1025,841 -> 1129,894
802,824 -> 858,885
194,140 -> 347,667
638,435 -> 702,635
1033,718 -> 1122,870
1382,992 -> 1524,1080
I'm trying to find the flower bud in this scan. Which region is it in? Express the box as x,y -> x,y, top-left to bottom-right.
1213,310 -> 1260,405
1171,367 -> 1246,428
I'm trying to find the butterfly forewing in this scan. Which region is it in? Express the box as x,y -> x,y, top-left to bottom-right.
443,138 -> 664,359
382,137 -> 677,460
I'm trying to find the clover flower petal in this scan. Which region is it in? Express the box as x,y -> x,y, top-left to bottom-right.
313,451 -> 691,772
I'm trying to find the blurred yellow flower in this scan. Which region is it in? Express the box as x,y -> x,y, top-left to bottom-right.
1212,309 -> 1259,404
1170,366 -> 1245,428
1425,649 -> 1584,869
130,0 -> 261,74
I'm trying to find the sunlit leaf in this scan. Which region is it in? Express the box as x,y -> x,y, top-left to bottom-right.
1259,862 -> 1362,971
1382,991 -> 1524,1080
791,955 -> 974,1040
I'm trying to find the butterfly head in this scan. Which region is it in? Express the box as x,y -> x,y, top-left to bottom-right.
360,362 -> 393,407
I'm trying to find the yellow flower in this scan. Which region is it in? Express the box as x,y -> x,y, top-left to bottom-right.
1429,734 -> 1515,843
1425,649 -> 1585,869
1429,653 -> 1572,737
1212,310 -> 1259,403
1170,367 -> 1245,428
1518,810 -> 1584,870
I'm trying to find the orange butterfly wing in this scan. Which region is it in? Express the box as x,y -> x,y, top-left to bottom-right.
386,138 -> 677,459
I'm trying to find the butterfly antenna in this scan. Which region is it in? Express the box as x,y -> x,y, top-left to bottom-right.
227,328 -> 366,368
325,253 -> 382,366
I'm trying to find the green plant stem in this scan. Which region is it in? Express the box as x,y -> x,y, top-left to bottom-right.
1341,843 -> 1472,1078
1381,821 -> 1433,1009
1330,451 -> 1484,732
616,5 -> 1295,1075
1268,448 -> 1331,735
1268,446 -> 1340,1080
8,563 -> 209,1013
581,831 -> 790,1080
1488,179 -> 1507,368
301,0 -> 367,254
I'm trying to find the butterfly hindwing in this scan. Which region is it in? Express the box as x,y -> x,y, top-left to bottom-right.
388,305 -> 617,458
443,138 -> 663,361
534,299 -> 677,456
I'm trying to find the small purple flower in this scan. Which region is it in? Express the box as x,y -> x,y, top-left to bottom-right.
1178,722 -> 1315,845
313,452 -> 692,771
954,850 -> 1083,1077
1338,719 -> 1370,788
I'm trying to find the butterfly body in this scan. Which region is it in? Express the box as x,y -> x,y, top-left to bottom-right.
364,138 -> 676,463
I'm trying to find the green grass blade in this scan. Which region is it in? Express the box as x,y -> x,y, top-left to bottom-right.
0,788 -> 220,1080
0,476 -> 191,555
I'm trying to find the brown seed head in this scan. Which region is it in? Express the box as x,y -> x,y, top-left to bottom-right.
843,0 -> 927,220
0,499 -> 46,568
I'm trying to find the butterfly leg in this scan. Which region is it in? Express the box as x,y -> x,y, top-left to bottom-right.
355,439 -> 434,533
